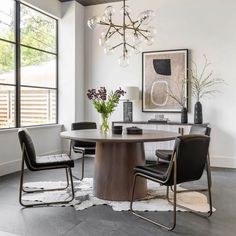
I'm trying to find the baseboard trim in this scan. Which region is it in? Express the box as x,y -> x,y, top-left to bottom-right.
210,155 -> 236,168
0,159 -> 22,177
1,153 -> 235,177
0,149 -> 62,177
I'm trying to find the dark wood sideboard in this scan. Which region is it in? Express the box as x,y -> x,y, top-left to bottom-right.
112,121 -> 209,135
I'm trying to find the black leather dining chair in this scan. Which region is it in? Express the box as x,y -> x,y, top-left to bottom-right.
156,125 -> 211,163
18,128 -> 75,207
69,122 -> 97,180
130,134 -> 213,231
155,125 -> 211,193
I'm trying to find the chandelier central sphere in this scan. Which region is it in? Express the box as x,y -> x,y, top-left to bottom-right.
87,0 -> 156,67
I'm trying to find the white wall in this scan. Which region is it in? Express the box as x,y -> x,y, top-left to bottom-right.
21,0 -> 61,18
0,125 -> 63,176
84,0 -> 236,168
59,1 -> 86,152
59,1 -> 85,130
59,1 -> 76,132
75,2 -> 85,121
0,0 -> 63,177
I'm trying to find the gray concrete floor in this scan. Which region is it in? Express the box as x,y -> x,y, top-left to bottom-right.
0,157 -> 236,236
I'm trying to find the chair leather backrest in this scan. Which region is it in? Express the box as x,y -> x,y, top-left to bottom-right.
190,125 -> 211,136
170,134 -> 210,185
72,122 -> 97,130
71,122 -> 97,147
18,128 -> 37,170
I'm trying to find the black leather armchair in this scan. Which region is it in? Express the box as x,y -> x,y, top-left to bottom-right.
69,122 -> 97,180
130,134 -> 213,231
18,128 -> 75,207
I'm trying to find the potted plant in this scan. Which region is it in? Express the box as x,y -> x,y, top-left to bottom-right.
87,87 -> 125,133
190,55 -> 224,124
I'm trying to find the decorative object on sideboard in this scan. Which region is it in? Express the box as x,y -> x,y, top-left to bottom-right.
122,86 -> 139,122
112,125 -> 123,135
87,0 -> 156,67
194,101 -> 202,124
148,114 -> 168,123
181,107 -> 188,124
166,76 -> 188,124
142,49 -> 188,113
190,55 -> 224,124
148,119 -> 168,124
126,126 -> 143,135
87,87 -> 125,133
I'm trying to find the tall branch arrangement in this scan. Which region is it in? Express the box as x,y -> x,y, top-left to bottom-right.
166,78 -> 187,108
190,55 -> 224,102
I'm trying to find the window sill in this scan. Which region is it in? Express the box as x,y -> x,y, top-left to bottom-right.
0,124 -> 63,134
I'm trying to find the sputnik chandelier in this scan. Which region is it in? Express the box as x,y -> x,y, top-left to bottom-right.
87,0 -> 156,67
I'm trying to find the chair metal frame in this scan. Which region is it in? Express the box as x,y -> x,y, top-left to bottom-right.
69,122 -> 96,181
130,151 -> 213,231
19,143 -> 75,207
69,144 -> 95,181
69,142 -> 86,181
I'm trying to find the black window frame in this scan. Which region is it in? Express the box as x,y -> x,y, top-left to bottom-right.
0,0 -> 58,130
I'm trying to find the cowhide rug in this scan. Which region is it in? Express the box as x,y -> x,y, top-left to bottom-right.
22,178 -> 215,212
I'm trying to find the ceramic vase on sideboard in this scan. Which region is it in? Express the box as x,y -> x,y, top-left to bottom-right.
181,107 -> 188,124
194,101 -> 203,124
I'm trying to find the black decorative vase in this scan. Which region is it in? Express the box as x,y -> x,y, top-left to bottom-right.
181,107 -> 188,124
194,101 -> 203,124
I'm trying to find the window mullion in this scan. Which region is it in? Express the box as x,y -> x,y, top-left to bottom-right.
15,0 -> 21,128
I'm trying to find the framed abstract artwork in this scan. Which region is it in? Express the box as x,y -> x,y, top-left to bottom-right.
142,49 -> 188,113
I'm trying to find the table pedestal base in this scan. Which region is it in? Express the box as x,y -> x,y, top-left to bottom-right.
94,142 -> 147,201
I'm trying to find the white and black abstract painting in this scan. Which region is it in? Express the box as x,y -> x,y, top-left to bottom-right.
142,49 -> 188,112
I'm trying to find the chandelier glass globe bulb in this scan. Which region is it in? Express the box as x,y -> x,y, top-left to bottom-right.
104,45 -> 114,55
132,33 -> 144,45
133,45 -> 142,54
104,6 -> 116,18
120,5 -> 131,16
87,0 -> 156,67
118,54 -> 130,67
99,37 -> 109,47
99,32 -> 110,46
145,36 -> 154,46
138,10 -> 155,25
145,26 -> 157,37
87,16 -> 101,30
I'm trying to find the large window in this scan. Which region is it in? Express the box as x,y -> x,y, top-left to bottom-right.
0,0 -> 58,129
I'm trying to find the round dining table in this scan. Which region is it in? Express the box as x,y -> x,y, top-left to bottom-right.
60,129 -> 179,201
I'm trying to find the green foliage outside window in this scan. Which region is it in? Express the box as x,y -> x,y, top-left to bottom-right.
0,4 -> 56,73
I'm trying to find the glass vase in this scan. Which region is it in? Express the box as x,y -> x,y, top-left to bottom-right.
100,113 -> 110,133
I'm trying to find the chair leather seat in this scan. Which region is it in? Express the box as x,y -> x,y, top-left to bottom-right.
73,146 -> 96,155
134,163 -> 169,182
35,154 -> 74,168
155,149 -> 172,161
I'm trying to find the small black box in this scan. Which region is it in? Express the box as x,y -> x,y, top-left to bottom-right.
112,125 -> 123,135
126,126 -> 143,135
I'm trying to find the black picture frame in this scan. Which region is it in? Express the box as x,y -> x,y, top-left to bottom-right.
142,49 -> 188,113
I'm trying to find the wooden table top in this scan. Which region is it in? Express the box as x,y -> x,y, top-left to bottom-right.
60,130 -> 179,143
